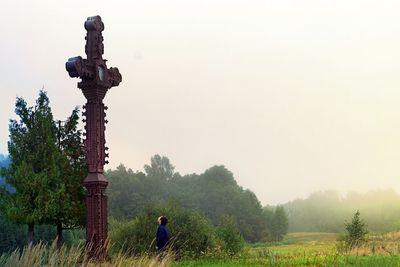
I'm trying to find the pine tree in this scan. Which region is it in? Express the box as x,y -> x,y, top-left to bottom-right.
344,210 -> 368,249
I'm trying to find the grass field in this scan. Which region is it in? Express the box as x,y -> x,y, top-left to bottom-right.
2,232 -> 400,266
173,232 -> 400,266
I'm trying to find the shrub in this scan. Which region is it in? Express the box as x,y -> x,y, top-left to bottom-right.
109,217 -> 150,255
215,216 -> 245,256
109,202 -> 216,258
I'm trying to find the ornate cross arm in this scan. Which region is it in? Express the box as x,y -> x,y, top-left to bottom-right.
66,56 -> 93,79
108,67 -> 122,87
65,16 -> 122,90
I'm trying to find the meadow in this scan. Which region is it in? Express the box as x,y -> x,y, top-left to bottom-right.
172,232 -> 400,267
2,232 -> 400,266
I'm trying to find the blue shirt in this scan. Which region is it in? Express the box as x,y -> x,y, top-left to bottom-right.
156,224 -> 169,249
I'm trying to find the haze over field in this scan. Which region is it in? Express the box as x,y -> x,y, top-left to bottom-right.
1,0 -> 400,205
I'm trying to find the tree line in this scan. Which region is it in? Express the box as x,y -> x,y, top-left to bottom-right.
106,155 -> 288,243
283,190 -> 400,233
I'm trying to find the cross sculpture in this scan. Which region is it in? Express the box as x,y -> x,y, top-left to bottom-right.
66,15 -> 121,259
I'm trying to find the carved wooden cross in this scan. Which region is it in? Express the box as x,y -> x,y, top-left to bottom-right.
66,15 -> 121,260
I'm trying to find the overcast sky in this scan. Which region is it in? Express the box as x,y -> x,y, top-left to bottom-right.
1,0 -> 400,205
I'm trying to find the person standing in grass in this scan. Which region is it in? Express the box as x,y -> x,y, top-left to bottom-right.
156,216 -> 170,259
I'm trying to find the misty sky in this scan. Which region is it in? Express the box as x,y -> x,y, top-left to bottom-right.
1,0 -> 400,205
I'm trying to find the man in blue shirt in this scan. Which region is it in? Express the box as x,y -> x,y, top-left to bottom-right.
156,216 -> 170,259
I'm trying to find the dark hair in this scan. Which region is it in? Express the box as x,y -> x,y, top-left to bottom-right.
160,216 -> 168,225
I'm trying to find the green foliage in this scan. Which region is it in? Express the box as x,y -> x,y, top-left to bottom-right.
344,210 -> 368,249
1,91 -> 61,241
215,216 -> 245,256
109,202 -> 216,258
0,91 -> 85,245
144,154 -> 176,181
106,165 -> 147,219
54,108 -> 86,230
261,206 -> 274,242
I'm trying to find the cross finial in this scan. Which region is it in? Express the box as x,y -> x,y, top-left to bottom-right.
84,16 -> 105,62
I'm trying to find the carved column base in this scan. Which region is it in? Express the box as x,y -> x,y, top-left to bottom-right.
84,173 -> 108,259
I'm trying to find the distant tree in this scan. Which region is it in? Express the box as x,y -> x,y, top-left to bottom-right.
270,206 -> 288,242
107,164 -> 147,219
344,210 -> 368,249
176,165 -> 267,242
283,191 -> 350,233
144,154 -> 175,181
263,206 -> 274,239
195,166 -> 238,224
281,190 -> 400,233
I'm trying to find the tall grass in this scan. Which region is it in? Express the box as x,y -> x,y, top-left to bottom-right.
0,241 -> 173,267
337,232 -> 400,257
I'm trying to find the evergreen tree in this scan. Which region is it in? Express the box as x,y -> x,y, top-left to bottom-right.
344,210 -> 368,249
53,108 -> 86,247
0,91 -> 61,243
0,91 -> 85,245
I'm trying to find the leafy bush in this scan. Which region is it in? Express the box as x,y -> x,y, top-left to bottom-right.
215,216 -> 245,256
109,202 -> 216,258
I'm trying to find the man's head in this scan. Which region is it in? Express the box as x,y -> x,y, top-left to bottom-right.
158,216 -> 168,225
